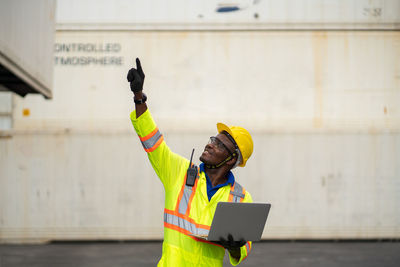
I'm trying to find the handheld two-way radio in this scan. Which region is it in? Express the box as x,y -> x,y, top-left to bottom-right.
186,149 -> 198,186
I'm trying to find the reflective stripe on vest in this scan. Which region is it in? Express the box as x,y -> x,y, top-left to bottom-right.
164,211 -> 210,236
245,241 -> 251,253
229,182 -> 245,203
164,173 -> 246,238
178,185 -> 194,214
139,127 -> 163,152
176,165 -> 199,215
243,242 -> 252,261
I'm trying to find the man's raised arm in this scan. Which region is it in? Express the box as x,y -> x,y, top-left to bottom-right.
127,58 -> 189,190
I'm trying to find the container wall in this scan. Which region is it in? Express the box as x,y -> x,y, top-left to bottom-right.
56,0 -> 400,30
0,0 -> 55,98
1,30 -> 399,242
0,91 -> 12,130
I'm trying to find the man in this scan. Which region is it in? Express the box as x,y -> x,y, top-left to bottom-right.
128,58 -> 254,266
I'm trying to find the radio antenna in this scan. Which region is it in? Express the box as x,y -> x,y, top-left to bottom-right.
189,148 -> 195,166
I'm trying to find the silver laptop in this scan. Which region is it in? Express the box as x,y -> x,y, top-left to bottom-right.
192,202 -> 271,242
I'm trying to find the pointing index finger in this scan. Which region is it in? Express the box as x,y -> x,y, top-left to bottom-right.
136,58 -> 143,74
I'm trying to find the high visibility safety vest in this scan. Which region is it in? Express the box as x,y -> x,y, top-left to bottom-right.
131,109 -> 253,266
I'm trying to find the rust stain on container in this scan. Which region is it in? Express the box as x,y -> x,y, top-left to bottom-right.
22,108 -> 30,116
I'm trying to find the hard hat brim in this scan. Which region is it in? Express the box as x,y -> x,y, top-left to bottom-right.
217,122 -> 234,137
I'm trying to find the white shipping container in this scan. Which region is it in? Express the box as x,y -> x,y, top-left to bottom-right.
56,0 -> 400,30
0,29 -> 399,242
0,0 -> 56,98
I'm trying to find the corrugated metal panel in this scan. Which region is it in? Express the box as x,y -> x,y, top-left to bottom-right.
1,30 -> 399,242
56,0 -> 400,30
0,133 -> 399,241
0,0 -> 55,98
12,31 -> 400,133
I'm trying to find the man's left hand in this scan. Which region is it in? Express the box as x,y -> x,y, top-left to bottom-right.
219,234 -> 246,250
219,234 -> 246,260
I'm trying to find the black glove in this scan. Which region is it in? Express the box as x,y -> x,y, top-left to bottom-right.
219,234 -> 246,250
127,58 -> 145,93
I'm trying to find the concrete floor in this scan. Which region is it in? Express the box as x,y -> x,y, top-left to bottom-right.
0,241 -> 399,267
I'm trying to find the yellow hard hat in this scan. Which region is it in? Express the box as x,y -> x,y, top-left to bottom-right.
217,123 -> 254,167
